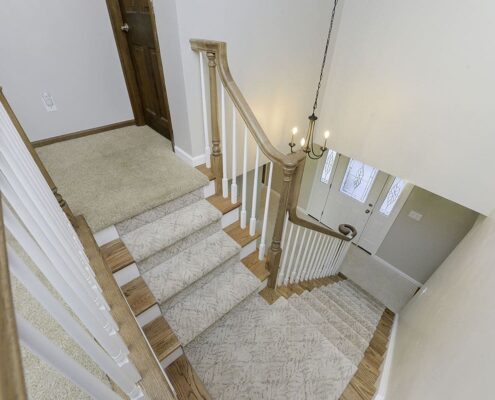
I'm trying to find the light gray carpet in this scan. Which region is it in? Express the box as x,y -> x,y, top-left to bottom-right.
36,125 -> 208,232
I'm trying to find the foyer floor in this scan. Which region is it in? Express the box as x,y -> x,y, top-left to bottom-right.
340,244 -> 419,312
36,125 -> 208,232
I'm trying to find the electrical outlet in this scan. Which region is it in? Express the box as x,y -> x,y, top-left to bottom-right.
408,210 -> 423,221
41,92 -> 57,112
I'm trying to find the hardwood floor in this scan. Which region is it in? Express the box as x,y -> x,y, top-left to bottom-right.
206,194 -> 241,215
340,308 -> 394,400
224,221 -> 260,247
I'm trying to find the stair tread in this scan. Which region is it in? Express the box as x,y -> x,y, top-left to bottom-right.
100,239 -> 134,273
207,194 -> 241,215
342,280 -> 385,308
121,277 -> 157,316
122,199 -> 222,263
241,250 -> 270,282
143,317 -> 181,362
336,282 -> 384,313
195,164 -> 215,181
162,262 -> 261,345
312,289 -> 374,340
116,188 -> 204,235
224,221 -> 260,247
142,231 -> 240,305
329,283 -> 384,321
166,354 -> 212,400
316,287 -> 376,334
288,295 -> 363,367
301,291 -> 369,352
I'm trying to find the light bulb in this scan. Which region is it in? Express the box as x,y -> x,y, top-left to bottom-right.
300,138 -> 306,147
324,130 -> 330,139
292,126 -> 298,135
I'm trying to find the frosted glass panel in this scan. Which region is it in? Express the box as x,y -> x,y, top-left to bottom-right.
320,149 -> 337,184
380,177 -> 406,216
340,159 -> 378,203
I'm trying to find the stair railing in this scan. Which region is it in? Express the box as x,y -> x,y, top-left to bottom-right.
190,39 -> 357,288
0,92 -> 175,399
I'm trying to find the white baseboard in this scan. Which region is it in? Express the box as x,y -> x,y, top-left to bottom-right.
174,146 -> 205,167
374,314 -> 399,400
373,255 -> 423,288
94,225 -> 119,246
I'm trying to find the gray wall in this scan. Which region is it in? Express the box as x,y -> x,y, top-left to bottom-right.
377,186 -> 478,284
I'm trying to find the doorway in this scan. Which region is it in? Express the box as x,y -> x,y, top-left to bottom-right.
106,0 -> 174,142
306,152 -> 412,254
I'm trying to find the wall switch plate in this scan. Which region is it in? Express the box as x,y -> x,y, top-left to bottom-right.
41,92 -> 57,112
408,210 -> 423,221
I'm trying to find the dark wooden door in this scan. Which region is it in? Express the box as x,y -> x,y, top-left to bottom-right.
118,0 -> 173,140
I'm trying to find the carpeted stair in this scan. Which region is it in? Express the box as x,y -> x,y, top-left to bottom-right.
184,279 -> 385,400
118,190 -> 263,346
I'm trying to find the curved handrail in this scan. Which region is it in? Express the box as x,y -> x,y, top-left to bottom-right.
190,39 -> 357,242
190,39 -> 305,169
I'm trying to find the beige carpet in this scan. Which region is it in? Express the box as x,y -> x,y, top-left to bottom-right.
37,125 -> 208,232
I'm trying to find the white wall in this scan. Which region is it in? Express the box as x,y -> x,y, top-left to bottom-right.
155,0 -> 337,162
0,0 -> 133,141
386,210 -> 495,399
319,0 -> 495,215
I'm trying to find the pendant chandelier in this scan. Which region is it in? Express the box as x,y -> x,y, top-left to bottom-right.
289,0 -> 339,160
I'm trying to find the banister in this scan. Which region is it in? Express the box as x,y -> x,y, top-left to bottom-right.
190,38 -> 357,289
190,39 -> 306,169
287,159 -> 357,241
0,195 -> 28,400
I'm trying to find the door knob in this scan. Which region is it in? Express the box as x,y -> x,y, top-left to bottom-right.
368,203 -> 373,207
365,209 -> 371,214
121,23 -> 129,32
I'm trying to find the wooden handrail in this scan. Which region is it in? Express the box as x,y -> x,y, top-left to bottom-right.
0,195 -> 28,400
0,88 -> 74,222
190,39 -> 357,289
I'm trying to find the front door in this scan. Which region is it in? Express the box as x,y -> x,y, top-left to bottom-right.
118,0 -> 173,140
320,156 -> 389,239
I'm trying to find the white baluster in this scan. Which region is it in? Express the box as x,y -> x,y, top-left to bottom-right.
8,248 -> 142,394
284,225 -> 300,285
4,206 -> 129,364
278,218 -> 293,285
290,227 -> 307,283
297,230 -> 315,282
333,241 -> 351,274
240,126 -> 248,228
309,234 -> 325,280
199,53 -> 211,168
249,146 -> 260,236
231,106 -> 238,204
17,317 -> 129,400
322,238 -> 339,277
318,237 -> 334,278
220,85 -> 228,198
319,238 -> 337,278
258,162 -> 273,260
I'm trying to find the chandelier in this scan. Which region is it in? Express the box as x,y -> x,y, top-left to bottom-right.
289,0 -> 339,160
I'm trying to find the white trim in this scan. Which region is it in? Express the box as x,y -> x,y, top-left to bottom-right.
373,254 -> 423,288
374,314 -> 399,400
221,208 -> 240,228
174,146 -> 205,167
94,225 -> 119,246
202,181 -> 215,198
113,263 -> 140,287
136,304 -> 161,327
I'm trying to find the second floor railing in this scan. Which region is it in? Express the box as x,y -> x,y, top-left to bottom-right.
190,39 -> 357,289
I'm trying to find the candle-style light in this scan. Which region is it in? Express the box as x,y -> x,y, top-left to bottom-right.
287,0 -> 339,160
289,126 -> 298,151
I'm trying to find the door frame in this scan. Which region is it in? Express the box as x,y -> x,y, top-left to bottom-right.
105,0 -> 175,146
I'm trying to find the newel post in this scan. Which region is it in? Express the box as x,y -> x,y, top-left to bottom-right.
205,51 -> 223,195
266,165 -> 296,288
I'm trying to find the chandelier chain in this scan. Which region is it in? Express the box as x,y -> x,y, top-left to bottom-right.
312,0 -> 339,115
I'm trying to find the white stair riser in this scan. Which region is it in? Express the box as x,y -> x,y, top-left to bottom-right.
240,240 -> 257,259
114,263 -> 140,287
136,305 -> 162,327
94,225 -> 119,246
221,208 -> 239,228
203,181 -> 215,198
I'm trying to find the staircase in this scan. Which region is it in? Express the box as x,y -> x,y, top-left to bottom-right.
100,180 -> 270,369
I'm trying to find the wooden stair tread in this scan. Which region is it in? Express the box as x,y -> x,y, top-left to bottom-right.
276,285 -> 293,299
166,354 -> 212,400
207,194 -> 241,215
195,164 -> 215,181
259,287 -> 281,305
100,239 -> 134,273
241,250 -> 269,282
121,277 -> 157,316
224,221 -> 260,247
143,317 -> 180,362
